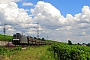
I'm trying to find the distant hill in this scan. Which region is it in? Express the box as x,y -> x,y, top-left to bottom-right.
0,34 -> 12,41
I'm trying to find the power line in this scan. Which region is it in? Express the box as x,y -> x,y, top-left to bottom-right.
5,0 -> 19,19
0,3 -> 28,27
0,2 -> 22,23
6,0 -> 18,9
3,23 -> 15,40
34,23 -> 39,38
0,5 -> 17,21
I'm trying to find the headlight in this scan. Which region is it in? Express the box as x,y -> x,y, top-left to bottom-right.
13,39 -> 19,40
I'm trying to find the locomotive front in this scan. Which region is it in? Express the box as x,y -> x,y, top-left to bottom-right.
12,33 -> 21,45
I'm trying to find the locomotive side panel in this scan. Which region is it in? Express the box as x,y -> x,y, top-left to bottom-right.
20,36 -> 28,44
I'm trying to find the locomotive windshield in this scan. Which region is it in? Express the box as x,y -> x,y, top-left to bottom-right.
13,33 -> 21,39
13,35 -> 16,39
17,34 -> 20,39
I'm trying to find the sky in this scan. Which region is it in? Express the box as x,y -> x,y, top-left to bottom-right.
0,0 -> 90,44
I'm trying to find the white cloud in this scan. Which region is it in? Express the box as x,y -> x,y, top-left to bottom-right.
82,6 -> 90,15
0,1 -> 90,43
31,1 -> 61,16
22,2 -> 33,6
30,1 -> 63,29
30,1 -> 90,43
25,9 -> 29,12
0,1 -> 33,35
0,0 -> 21,4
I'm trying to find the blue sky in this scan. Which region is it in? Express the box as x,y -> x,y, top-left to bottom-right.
16,0 -> 90,17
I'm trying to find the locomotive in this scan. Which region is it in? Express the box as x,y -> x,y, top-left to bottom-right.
12,33 -> 46,45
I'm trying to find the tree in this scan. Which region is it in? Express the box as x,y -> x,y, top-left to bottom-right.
68,40 -> 72,45
34,37 -> 37,39
87,43 -> 90,46
42,38 -> 45,41
38,38 -> 41,40
77,43 -> 81,45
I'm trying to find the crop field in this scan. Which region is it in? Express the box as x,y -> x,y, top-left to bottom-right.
51,42 -> 90,60
0,41 -> 90,60
1,45 -> 55,60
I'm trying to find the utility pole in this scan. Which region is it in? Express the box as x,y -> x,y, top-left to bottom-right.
3,24 -> 7,41
3,24 -> 12,41
36,23 -> 39,38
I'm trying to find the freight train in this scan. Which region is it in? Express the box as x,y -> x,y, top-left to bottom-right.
12,33 -> 51,45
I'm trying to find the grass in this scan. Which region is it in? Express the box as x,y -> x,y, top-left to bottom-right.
0,46 -> 22,60
3,45 -> 55,60
0,34 -> 12,41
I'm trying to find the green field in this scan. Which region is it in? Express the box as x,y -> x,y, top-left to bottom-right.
1,34 -> 90,60
51,42 -> 90,60
0,34 -> 12,41
1,45 -> 55,60
0,41 -> 90,60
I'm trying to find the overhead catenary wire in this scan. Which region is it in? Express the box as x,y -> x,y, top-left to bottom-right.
0,4 -> 17,22
0,2 -> 62,28
0,1 -> 64,38
0,1 -> 37,38
0,2 -> 27,28
5,0 -> 19,19
0,2 -> 24,24
6,0 -> 18,9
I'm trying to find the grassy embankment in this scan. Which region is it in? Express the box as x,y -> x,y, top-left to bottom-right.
3,45 -> 55,60
0,34 -> 55,60
0,34 -> 12,41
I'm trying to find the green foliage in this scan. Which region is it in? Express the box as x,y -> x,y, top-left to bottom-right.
12,46 -> 22,51
0,46 -> 22,57
87,43 -> 90,46
10,45 -> 55,60
51,42 -> 90,60
30,36 -> 32,38
77,43 -> 81,45
0,47 -> 9,55
37,38 -> 41,40
0,34 -> 12,41
42,38 -> 45,41
68,40 -> 72,45
34,37 -> 37,39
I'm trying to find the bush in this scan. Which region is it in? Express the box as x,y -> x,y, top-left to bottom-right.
0,46 -> 22,58
68,40 -> 72,45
